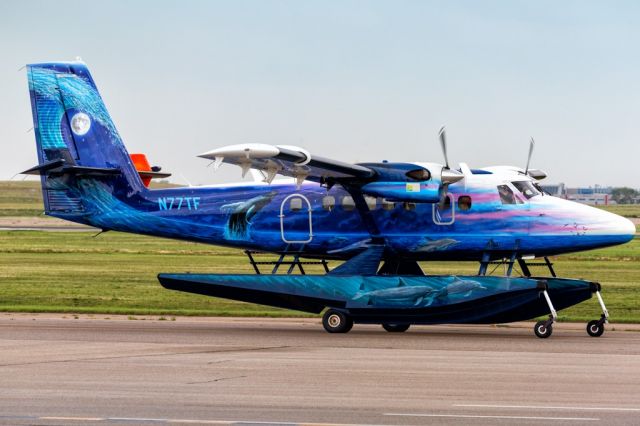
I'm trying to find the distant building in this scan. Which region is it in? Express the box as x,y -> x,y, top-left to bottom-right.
541,183 -> 614,205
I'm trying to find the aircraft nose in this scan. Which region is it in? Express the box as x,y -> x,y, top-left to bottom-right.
606,212 -> 636,242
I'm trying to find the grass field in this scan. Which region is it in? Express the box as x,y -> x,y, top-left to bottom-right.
598,204 -> 640,218
0,181 -> 45,216
0,230 -> 638,322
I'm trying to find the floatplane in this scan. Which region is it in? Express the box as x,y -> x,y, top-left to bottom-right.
23,61 -> 635,337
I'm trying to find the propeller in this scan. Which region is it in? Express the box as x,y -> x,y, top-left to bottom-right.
524,137 -> 535,175
436,126 -> 463,208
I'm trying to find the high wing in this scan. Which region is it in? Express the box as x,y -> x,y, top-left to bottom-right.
198,143 -> 375,186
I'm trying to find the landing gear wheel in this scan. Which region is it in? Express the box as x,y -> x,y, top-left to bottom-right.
534,320 -> 553,338
382,324 -> 410,333
587,320 -> 605,337
322,309 -> 353,333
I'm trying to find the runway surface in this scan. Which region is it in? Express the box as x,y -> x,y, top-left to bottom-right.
1,315 -> 640,425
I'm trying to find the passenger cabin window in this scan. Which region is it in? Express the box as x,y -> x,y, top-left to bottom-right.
498,185 -> 518,205
322,195 -> 335,211
457,195 -> 472,211
342,196 -> 355,211
403,202 -> 416,211
406,168 -> 431,181
365,196 -> 377,210
381,199 -> 395,210
512,181 -> 541,199
290,197 -> 303,212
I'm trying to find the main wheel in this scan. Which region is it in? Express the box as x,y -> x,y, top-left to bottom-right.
382,324 -> 410,333
534,320 -> 553,338
587,320 -> 605,337
322,309 -> 353,333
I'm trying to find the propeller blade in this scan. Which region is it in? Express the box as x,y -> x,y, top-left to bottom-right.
525,137 -> 535,175
439,126 -> 449,169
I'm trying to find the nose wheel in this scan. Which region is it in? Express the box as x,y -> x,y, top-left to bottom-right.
587,317 -> 605,337
586,290 -> 609,337
534,319 -> 553,338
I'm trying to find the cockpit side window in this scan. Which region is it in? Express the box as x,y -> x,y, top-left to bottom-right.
512,181 -> 541,199
497,185 -> 517,205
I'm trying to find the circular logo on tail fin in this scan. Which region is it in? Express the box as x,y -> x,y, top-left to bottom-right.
71,112 -> 91,136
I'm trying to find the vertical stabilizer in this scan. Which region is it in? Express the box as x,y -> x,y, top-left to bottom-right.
26,61 -> 144,216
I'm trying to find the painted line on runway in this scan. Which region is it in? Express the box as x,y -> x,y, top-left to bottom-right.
0,415 -> 404,426
455,404 -> 640,412
384,413 -> 599,421
41,417 -> 106,421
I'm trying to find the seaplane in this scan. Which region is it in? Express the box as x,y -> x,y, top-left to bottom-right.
23,61 -> 636,338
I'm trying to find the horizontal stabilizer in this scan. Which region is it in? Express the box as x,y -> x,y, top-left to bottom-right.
21,159 -> 65,175
137,170 -> 172,179
62,166 -> 121,176
21,160 -> 120,177
130,153 -> 171,187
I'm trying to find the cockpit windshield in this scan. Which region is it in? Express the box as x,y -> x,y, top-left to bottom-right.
497,185 -> 521,205
511,181 -> 541,199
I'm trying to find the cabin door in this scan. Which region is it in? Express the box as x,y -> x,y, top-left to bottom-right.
279,194 -> 313,244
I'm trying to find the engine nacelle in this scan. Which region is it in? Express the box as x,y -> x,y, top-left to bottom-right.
358,162 -> 463,203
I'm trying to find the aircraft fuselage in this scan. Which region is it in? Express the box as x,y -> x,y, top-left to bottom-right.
56,171 -> 635,261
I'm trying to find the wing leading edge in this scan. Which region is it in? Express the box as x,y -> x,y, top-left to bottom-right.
198,143 -> 375,186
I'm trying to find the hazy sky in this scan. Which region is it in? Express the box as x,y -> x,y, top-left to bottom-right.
1,0 -> 638,187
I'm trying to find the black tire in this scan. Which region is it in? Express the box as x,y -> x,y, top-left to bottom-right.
382,324 -> 410,333
322,309 -> 353,333
534,320 -> 553,338
587,320 -> 605,337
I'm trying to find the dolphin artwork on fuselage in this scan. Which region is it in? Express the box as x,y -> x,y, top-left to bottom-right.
415,238 -> 460,252
23,61 -> 635,338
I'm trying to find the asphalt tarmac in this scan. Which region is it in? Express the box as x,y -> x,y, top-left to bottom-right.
1,314 -> 639,425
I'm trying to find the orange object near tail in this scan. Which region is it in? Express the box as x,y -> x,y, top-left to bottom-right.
130,153 -> 152,187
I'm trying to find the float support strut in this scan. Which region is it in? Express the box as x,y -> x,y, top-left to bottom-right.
542,289 -> 557,323
596,290 -> 609,324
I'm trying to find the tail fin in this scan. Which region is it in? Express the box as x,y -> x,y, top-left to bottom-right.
25,61 -> 144,216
